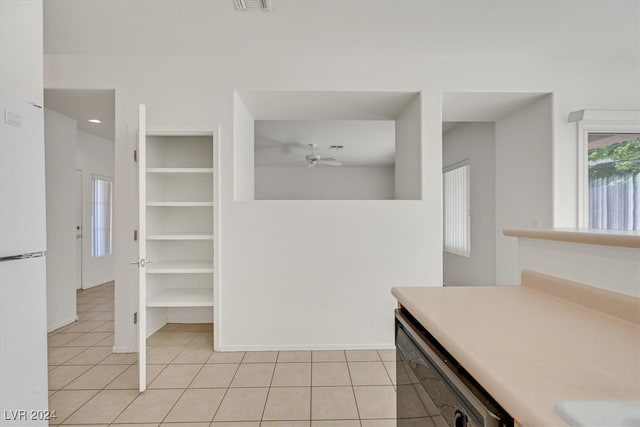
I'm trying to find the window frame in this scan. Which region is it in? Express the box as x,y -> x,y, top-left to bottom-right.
442,159 -> 471,258
571,110 -> 640,228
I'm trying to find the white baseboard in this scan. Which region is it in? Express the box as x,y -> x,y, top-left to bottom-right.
112,345 -> 135,353
216,343 -> 396,352
47,316 -> 77,333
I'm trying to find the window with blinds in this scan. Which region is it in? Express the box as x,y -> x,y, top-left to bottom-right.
587,133 -> 640,231
443,161 -> 470,257
91,176 -> 113,257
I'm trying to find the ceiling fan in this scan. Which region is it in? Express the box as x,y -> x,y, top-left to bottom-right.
302,144 -> 341,168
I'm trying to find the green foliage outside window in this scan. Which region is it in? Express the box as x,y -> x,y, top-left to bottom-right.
588,137 -> 640,180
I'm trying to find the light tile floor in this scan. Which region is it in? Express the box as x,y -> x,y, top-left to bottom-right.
46,282 -> 437,426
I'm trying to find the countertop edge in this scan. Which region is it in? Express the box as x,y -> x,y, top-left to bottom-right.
503,228 -> 640,248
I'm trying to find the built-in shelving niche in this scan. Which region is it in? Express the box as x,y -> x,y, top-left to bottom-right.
136,105 -> 219,393
144,134 -> 215,336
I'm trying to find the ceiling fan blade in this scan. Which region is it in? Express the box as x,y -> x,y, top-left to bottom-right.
317,159 -> 341,166
281,160 -> 309,167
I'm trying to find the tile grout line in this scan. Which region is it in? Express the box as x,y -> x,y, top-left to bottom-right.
209,353 -> 245,423
259,352 -> 279,422
48,389 -> 101,426
158,358 -> 210,424
379,352 -> 397,392
343,350 -> 363,424
309,355 -> 313,424
75,344 -> 168,424
155,327 -> 214,424
54,363 -> 118,392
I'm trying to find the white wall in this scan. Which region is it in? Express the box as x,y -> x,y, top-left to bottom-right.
44,108 -> 77,331
0,0 -> 43,106
234,92 -> 255,201
518,238 -> 640,297
443,122 -> 496,285
255,166 -> 395,200
495,95 -> 553,284
44,50 -> 639,352
76,129 -> 115,289
395,95 -> 422,200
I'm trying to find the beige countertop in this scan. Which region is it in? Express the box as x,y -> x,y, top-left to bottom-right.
503,227 -> 640,248
391,272 -> 640,426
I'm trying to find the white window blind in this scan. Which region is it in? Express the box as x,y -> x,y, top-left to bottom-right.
587,133 -> 640,231
91,176 -> 113,257
443,161 -> 470,257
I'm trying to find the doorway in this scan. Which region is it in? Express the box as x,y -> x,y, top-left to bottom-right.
441,92 -> 553,286
43,89 -> 116,332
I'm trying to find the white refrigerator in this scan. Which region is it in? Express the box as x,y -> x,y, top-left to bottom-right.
0,94 -> 49,425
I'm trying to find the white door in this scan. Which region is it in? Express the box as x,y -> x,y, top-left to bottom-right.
76,169 -> 83,290
137,104 -> 147,392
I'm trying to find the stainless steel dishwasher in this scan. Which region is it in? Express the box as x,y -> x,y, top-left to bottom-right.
395,309 -> 514,427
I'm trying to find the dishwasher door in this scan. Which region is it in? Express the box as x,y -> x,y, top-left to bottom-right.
395,309 -> 513,427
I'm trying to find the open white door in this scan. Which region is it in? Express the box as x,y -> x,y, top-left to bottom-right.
137,104 -> 147,392
75,169 -> 83,290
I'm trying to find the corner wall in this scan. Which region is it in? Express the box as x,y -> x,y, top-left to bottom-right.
495,95 -> 554,284
44,108 -> 77,331
233,92 -> 254,201
395,95 -> 422,200
443,122 -> 496,285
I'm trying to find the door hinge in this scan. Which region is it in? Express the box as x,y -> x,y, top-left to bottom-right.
134,149 -> 137,162
134,312 -> 138,324
133,229 -> 138,241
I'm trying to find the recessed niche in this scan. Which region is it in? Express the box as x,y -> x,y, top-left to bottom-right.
233,90 -> 422,200
255,120 -> 395,200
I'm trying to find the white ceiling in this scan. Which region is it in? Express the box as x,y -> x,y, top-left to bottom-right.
44,89 -> 115,141
255,120 -> 395,167
43,1 -> 638,60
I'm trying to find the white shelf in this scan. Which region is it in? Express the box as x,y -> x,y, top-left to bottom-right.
146,130 -> 213,137
147,288 -> 213,307
147,201 -> 213,207
147,168 -> 213,175
147,260 -> 214,274
147,233 -> 213,241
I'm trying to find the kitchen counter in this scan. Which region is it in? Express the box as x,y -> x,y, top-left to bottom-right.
391,270 -> 640,426
503,227 -> 640,249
